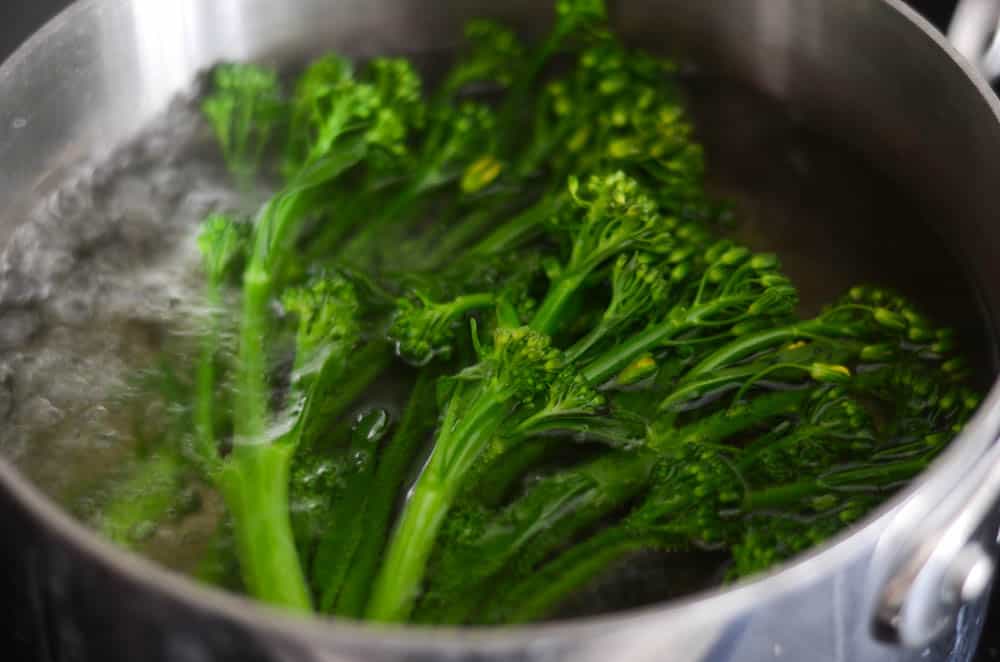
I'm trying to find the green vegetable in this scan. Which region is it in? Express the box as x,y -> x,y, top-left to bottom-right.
101,0 -> 981,625
202,63 -> 285,188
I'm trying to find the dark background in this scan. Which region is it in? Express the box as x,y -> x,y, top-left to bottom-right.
0,0 -> 996,660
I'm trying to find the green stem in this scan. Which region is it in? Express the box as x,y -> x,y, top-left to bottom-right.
195,282 -> 223,466
219,443 -> 312,611
431,450 -> 655,625
658,389 -> 811,452
234,274 -> 271,442
440,390 -> 811,623
451,293 -> 497,314
367,388 -> 508,622
530,273 -> 588,335
565,319 -> 614,363
341,179 -> 428,262
298,341 -> 392,452
234,144 -> 368,443
684,319 -> 854,381
474,439 -> 551,507
468,194 -> 564,257
582,318 -> 684,384
484,526 -> 671,625
421,205 -> 507,270
313,411 -> 385,612
365,476 -> 455,622
301,188 -> 376,262
333,372 -> 440,617
746,458 -> 927,510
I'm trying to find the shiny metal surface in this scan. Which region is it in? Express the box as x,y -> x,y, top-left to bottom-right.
950,0 -> 1000,78
3,1 -> 1000,661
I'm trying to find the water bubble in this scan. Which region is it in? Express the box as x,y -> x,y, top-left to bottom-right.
0,95 -> 243,568
353,407 -> 390,444
46,178 -> 94,226
351,449 -> 371,469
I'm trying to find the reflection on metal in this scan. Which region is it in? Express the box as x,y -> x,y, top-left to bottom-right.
949,0 -> 1000,79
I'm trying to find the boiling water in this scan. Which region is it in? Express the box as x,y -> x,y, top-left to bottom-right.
0,97 -> 266,572
0,76 -> 990,614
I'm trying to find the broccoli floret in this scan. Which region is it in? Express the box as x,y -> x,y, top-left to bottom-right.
388,290 -> 495,365
202,63 -> 285,187
444,20 -> 527,95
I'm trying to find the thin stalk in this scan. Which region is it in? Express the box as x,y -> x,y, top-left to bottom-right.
420,204 -> 509,270
530,273 -> 588,335
432,450 -> 655,625
298,341 -> 392,452
467,194 -> 564,257
195,286 -> 222,464
658,389 -> 811,451
340,180 -> 428,261
219,443 -> 312,611
581,318 -> 684,384
333,372 -> 439,617
684,319 -> 852,381
366,388 -> 508,622
483,526 -> 673,625
473,439 -> 551,507
746,458 -> 927,510
313,411 -> 386,613
234,273 -> 271,443
365,476 -> 455,622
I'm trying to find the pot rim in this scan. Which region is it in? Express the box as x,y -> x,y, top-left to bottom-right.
2,0 -> 999,650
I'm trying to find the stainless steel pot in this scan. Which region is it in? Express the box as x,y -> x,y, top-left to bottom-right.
4,1 -> 1000,660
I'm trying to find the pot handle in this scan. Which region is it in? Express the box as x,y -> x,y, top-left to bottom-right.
867,1 -> 1000,650
949,0 -> 1000,80
871,433 -> 1000,648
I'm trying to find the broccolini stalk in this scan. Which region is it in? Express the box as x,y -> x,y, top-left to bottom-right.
431,36 -> 703,267
368,174 -> 668,619
202,53 -> 427,612
216,276 -> 361,611
369,174 -> 775,621
417,449 -> 656,624
497,0 -> 609,140
194,214 -> 247,464
417,277 -> 965,624
331,371 -> 441,617
481,323 -> 978,623
367,325 -> 568,621
311,408 -> 389,612
418,388 -> 808,624
300,54 -> 507,268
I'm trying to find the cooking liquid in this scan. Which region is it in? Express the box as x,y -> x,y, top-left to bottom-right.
0,74 -> 990,619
